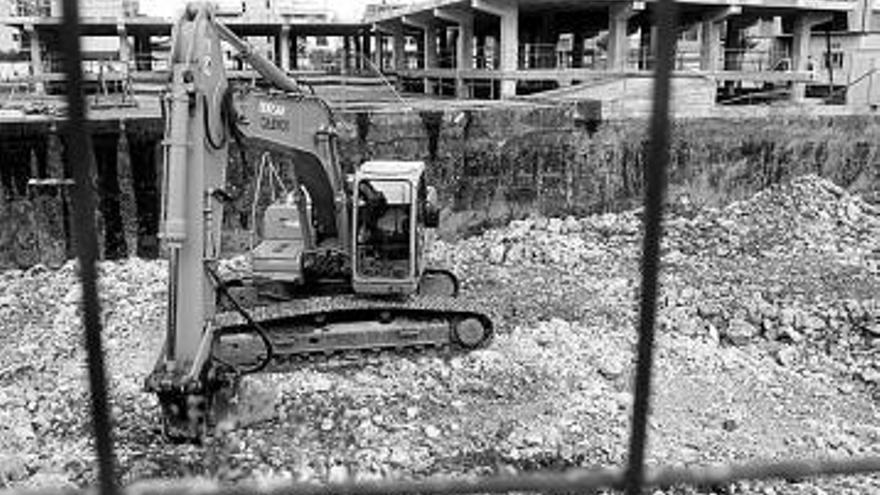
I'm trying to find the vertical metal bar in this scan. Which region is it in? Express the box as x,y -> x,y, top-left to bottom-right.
624,0 -> 677,494
58,1 -> 117,494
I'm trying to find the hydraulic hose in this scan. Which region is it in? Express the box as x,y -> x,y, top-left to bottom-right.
204,263 -> 274,374
202,92 -> 228,150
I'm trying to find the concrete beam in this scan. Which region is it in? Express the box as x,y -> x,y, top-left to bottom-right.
608,2 -> 644,71
703,5 -> 741,24
433,6 -> 470,25
791,12 -> 833,101
372,21 -> 398,34
402,13 -> 432,31
471,0 -> 507,18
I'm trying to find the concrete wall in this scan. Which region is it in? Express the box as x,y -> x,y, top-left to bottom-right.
532,75 -> 718,119
847,35 -> 880,107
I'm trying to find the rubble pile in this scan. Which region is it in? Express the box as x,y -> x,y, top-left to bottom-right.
0,174 -> 879,492
433,175 -> 880,270
666,175 -> 880,259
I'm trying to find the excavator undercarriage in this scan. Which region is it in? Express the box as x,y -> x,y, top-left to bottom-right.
147,290 -> 493,440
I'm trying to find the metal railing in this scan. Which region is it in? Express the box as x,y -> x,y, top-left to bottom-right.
46,0 -> 880,494
512,43 -> 797,73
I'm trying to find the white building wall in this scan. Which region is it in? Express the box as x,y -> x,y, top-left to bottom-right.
0,0 -> 19,52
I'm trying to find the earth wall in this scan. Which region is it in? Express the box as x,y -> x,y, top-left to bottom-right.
1,109 -> 879,267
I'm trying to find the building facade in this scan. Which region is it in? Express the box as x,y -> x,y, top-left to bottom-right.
0,0 -> 17,54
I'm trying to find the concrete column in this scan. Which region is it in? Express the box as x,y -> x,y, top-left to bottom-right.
435,7 -> 475,97
426,26 -> 438,93
473,0 -> 518,97
476,34 -> 487,68
457,20 -> 474,97
343,35 -> 352,74
381,34 -> 388,70
361,32 -> 372,69
700,20 -> 722,71
134,34 -> 151,71
422,20 -> 439,94
572,32 -> 583,68
117,24 -> 131,65
608,2 -> 643,71
25,25 -> 44,94
458,19 -> 474,70
849,0 -> 870,32
403,15 -> 439,93
498,8 -> 517,97
278,25 -> 291,72
444,27 -> 456,67
791,12 -> 832,101
699,7 -> 740,72
434,8 -> 474,69
374,32 -> 383,70
391,23 -> 406,72
425,22 -> 438,71
723,21 -> 743,70
638,25 -> 651,69
354,35 -> 363,71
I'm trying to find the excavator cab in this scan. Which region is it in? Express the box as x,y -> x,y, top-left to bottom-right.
352,160 -> 437,296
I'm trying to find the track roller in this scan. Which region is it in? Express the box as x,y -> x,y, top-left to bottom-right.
453,317 -> 490,348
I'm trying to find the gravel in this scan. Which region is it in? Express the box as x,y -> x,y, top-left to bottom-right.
1,174 -> 879,494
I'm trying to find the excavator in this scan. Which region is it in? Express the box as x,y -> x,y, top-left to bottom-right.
144,3 -> 493,440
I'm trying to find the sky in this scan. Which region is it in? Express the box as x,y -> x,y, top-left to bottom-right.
140,0 -> 371,22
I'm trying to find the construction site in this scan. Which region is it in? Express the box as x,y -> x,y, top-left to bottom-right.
0,0 -> 879,493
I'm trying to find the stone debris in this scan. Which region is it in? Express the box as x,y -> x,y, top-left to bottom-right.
0,175 -> 879,493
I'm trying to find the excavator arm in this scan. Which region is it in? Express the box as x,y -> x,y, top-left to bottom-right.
148,3 -> 351,437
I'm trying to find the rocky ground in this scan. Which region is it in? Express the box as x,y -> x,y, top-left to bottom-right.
1,174 -> 879,494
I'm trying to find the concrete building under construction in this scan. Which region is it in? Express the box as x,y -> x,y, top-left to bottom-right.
1,0 -> 880,113
362,0 -> 880,110
0,0 -> 364,95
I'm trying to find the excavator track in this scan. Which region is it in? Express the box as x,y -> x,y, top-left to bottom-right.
212,294 -> 494,371
149,294 -> 491,441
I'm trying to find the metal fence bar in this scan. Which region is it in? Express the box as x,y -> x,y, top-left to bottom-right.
623,0 -> 677,492
59,1 -> 118,494
98,456 -> 878,495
